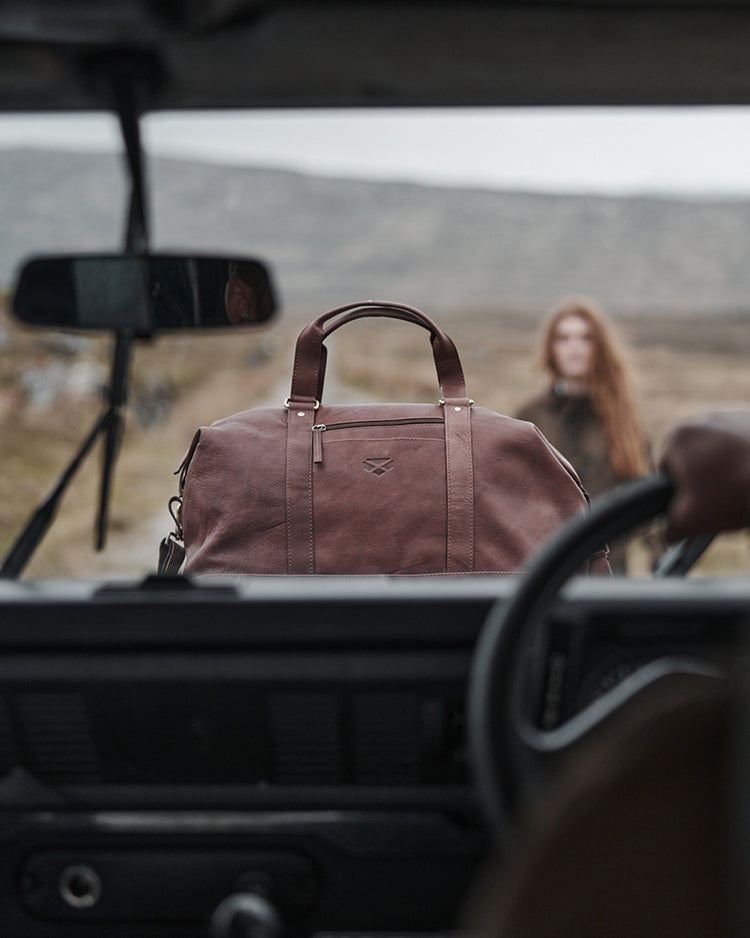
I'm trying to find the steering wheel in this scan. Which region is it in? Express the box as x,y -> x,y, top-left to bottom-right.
467,473 -> 725,845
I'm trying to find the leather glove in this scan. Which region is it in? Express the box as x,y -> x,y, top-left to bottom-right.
658,411 -> 750,542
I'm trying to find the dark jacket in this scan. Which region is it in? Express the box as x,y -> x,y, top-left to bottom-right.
515,386 -> 648,573
516,387 -> 621,500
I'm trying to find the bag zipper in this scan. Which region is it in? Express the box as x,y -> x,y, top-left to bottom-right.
311,417 -> 444,464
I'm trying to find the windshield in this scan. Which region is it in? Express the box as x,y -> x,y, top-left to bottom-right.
1,107 -> 750,578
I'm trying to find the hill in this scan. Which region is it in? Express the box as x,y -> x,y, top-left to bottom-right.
2,147 -> 750,316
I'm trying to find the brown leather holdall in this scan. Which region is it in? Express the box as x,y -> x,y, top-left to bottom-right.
159,301 -> 609,576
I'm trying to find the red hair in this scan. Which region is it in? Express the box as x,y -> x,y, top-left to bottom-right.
540,296 -> 648,479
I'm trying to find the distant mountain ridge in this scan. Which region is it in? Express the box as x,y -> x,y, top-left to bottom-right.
3,147 -> 750,316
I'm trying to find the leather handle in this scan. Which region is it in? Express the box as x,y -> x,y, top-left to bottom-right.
288,301 -> 469,404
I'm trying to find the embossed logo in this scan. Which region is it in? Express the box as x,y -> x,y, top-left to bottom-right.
363,457 -> 394,476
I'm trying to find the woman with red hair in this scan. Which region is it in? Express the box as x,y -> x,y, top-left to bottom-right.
516,295 -> 651,572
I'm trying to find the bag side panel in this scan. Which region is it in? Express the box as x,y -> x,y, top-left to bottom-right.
470,409 -> 594,573
182,408 -> 288,574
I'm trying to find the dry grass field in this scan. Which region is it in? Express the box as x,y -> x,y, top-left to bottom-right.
2,302 -> 750,578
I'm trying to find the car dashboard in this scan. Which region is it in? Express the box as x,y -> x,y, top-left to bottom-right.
0,573 -> 744,937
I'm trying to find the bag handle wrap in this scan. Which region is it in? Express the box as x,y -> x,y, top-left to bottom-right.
289,301 -> 469,405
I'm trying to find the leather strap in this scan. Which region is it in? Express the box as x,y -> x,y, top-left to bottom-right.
443,397 -> 475,572
285,399 -> 317,573
158,533 -> 185,575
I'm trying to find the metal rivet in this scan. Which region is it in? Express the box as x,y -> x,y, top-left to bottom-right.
297,412 -> 306,417
454,406 -> 462,412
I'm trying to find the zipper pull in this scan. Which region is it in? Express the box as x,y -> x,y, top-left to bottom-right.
312,424 -> 326,463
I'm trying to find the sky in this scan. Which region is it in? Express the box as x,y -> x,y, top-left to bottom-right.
2,106 -> 750,197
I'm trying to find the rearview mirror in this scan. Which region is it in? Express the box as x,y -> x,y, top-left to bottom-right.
12,253 -> 277,334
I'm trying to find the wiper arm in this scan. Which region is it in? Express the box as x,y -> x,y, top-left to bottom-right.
95,330 -> 132,551
1,328 -> 132,577
0,408 -> 111,578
